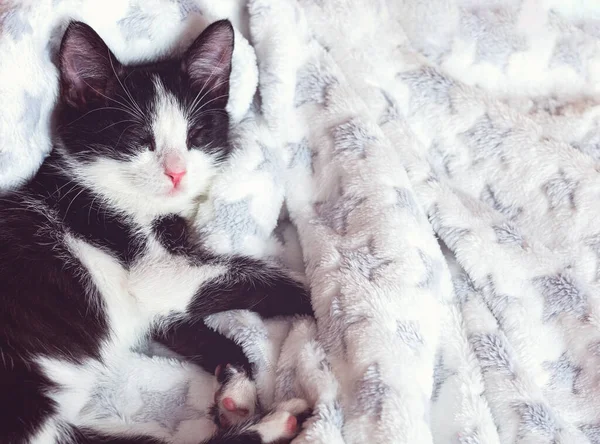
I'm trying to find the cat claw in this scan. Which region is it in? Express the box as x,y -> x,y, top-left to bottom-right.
213,363 -> 257,428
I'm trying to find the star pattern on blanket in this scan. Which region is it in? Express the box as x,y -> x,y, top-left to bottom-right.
177,0 -> 202,20
21,91 -> 42,135
1,7 -> 33,42
542,169 -> 578,210
543,352 -> 582,394
322,295 -> 370,356
481,275 -> 516,327
429,206 -> 472,250
314,400 -> 344,429
549,35 -> 585,74
295,63 -> 337,107
354,363 -> 389,420
533,273 -> 587,322
460,114 -> 511,165
118,4 -> 154,40
493,222 -> 527,248
379,89 -> 402,125
314,192 -> 366,236
461,8 -> 527,69
338,239 -> 392,281
572,123 -> 600,160
580,423 -> 600,444
585,233 -> 600,280
480,184 -> 523,220
331,118 -> 378,159
394,187 -> 421,220
453,272 -> 480,307
396,320 -> 424,351
212,197 -> 263,250
132,382 -> 202,434
288,138 -> 314,172
431,352 -> 456,402
470,332 -> 515,376
457,429 -> 481,444
417,249 -> 443,291
515,402 -> 559,441
397,67 -> 455,115
428,140 -> 455,179
257,142 -> 282,181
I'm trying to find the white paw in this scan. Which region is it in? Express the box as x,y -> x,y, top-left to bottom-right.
214,364 -> 257,428
251,398 -> 312,443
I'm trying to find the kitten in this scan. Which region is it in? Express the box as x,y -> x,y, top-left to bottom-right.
0,20 -> 312,444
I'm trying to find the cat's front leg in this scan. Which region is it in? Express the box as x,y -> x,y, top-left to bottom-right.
188,256 -> 313,319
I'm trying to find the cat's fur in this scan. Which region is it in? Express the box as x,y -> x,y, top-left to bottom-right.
0,20 -> 312,444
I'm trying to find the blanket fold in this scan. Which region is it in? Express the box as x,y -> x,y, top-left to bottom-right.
3,0 -> 600,443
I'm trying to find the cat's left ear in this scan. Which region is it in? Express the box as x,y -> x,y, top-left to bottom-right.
59,21 -> 122,110
183,20 -> 234,109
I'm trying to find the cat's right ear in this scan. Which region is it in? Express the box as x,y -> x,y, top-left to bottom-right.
59,21 -> 121,110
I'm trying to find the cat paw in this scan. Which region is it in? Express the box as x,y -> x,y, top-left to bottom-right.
250,398 -> 312,443
213,363 -> 257,428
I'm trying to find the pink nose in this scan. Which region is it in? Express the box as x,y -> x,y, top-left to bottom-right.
165,169 -> 186,187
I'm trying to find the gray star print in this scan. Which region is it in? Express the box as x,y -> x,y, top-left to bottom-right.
1,7 -> 33,41
480,184 -> 522,220
397,67 -> 455,115
132,382 -> 203,434
543,352 -> 582,393
379,89 -> 402,125
428,140 -> 454,179
331,118 -> 378,159
417,250 -> 443,290
457,429 -> 481,444
586,233 -> 600,280
314,193 -> 366,236
287,138 -> 314,172
314,400 -> 344,429
177,0 -> 202,20
580,423 -> 600,444
549,35 -> 585,74
211,197 -> 264,250
396,320 -> 424,352
460,114 -> 511,165
493,222 -> 525,247
354,363 -> 389,420
338,239 -> 392,281
295,62 -> 337,107
533,273 -> 587,321
543,169 -> 578,210
118,4 -> 154,41
461,8 -> 527,69
515,402 -> 558,440
394,187 -> 421,220
431,352 -> 455,402
480,277 -> 515,328
320,295 -> 369,356
256,142 -> 282,181
470,332 -> 515,376
572,123 -> 600,161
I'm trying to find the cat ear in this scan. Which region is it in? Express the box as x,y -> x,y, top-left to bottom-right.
183,20 -> 234,109
59,21 -> 121,109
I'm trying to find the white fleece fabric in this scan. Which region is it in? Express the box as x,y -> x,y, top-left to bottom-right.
4,1 -> 600,443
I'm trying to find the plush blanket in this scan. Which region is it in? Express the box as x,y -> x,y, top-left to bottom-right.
4,0 -> 600,443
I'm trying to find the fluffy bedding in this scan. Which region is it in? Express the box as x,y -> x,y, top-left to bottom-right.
3,0 -> 600,442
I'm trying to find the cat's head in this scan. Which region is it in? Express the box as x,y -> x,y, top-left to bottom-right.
56,20 -> 234,215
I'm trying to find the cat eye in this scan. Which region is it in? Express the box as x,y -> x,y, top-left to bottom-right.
187,129 -> 203,148
140,134 -> 155,151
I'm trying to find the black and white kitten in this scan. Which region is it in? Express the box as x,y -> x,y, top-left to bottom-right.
0,20 -> 312,444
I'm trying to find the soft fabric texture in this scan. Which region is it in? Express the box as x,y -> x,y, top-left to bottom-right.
3,0 -> 600,443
